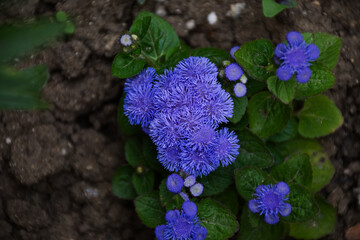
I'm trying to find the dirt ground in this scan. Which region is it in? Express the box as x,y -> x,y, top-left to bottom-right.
0,0 -> 359,239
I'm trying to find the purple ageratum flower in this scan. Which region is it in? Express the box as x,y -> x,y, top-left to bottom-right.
182,201 -> 197,218
180,148 -> 219,177
248,182 -> 292,224
275,31 -> 320,83
157,145 -> 181,172
174,56 -> 218,84
225,63 -> 243,81
166,173 -> 183,193
186,125 -> 217,151
215,128 -> 240,167
124,68 -> 157,92
155,225 -> 167,240
230,46 -> 240,59
234,82 -> 247,97
155,208 -> 207,240
203,88 -> 234,125
123,68 -> 157,127
120,34 -> 132,46
149,113 -> 182,148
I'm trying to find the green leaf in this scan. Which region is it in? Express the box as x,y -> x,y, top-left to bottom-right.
197,198 -> 239,240
0,20 -> 66,62
268,117 -> 298,143
235,167 -> 269,200
117,93 -> 141,136
271,153 -> 312,187
229,96 -> 248,124
234,39 -> 275,82
165,195 -> 184,211
132,170 -> 155,195
298,95 -> 343,138
296,64 -> 335,97
238,207 -> 287,240
112,52 -> 146,79
134,191 -> 166,228
267,137 -> 334,192
309,151 -> 334,193
302,32 -> 342,70
212,187 -> 240,215
286,184 -> 318,222
198,165 -> 234,197
262,0 -> 292,17
229,113 -> 248,131
165,41 -> 191,68
289,195 -> 336,239
246,77 -> 267,97
248,91 -> 292,138
191,47 -> 231,67
130,11 -> 180,63
129,15 -> 151,39
267,137 -> 322,158
56,11 -> 68,22
142,135 -> 164,172
0,65 -> 50,110
267,75 -> 297,104
233,128 -> 273,169
112,165 -> 137,200
125,138 -> 142,167
64,22 -> 75,35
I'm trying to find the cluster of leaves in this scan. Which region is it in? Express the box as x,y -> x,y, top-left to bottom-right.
112,11 -> 341,240
262,0 -> 297,17
0,13 -> 73,110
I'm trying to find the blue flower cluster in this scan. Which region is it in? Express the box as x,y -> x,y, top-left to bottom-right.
225,46 -> 247,97
166,173 -> 204,197
248,182 -> 292,224
275,31 -> 320,83
124,57 -> 240,177
155,201 -> 207,240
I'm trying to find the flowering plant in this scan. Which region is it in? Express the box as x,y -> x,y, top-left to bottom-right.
112,11 -> 342,240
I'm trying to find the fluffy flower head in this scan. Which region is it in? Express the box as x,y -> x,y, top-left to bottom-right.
120,34 -> 132,46
234,82 -> 247,97
155,202 -> 207,240
124,57 -> 240,177
225,63 -> 243,81
275,31 -> 320,83
123,68 -> 157,127
248,182 -> 292,224
166,173 -> 184,193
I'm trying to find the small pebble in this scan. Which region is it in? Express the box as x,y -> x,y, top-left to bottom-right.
5,137 -> 11,144
313,0 -> 320,6
61,148 -> 67,156
156,5 -> 167,17
207,11 -> 217,25
185,19 -> 196,30
338,194 -> 351,215
226,3 -> 246,18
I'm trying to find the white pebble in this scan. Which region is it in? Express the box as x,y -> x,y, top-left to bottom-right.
5,137 -> 11,144
226,3 -> 246,18
61,148 -> 67,156
156,5 -> 167,17
207,11 -> 218,25
185,19 -> 196,30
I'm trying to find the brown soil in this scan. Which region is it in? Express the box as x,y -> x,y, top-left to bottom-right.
0,0 -> 359,239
